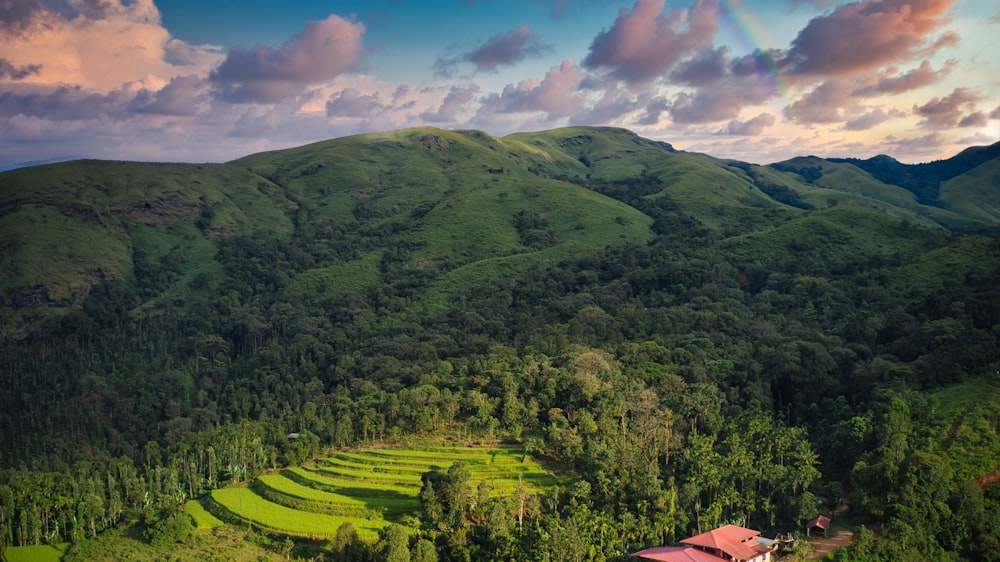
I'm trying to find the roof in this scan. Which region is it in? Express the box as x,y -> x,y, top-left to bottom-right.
807,515 -> 831,530
632,545 -> 726,562
680,525 -> 767,561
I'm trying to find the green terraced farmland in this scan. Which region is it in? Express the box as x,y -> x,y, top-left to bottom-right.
211,487 -> 388,540
209,442 -> 555,541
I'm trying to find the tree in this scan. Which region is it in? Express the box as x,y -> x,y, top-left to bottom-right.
376,523 -> 411,562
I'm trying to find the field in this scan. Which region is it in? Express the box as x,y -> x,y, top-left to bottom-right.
204,441 -> 555,540
3,544 -> 67,562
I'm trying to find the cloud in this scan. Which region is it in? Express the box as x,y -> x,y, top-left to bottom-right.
636,96 -> 669,125
913,87 -> 985,128
0,0 -> 221,92
843,107 -> 904,130
669,46 -> 729,86
669,74 -> 774,124
582,0 -> 718,84
882,131 -> 950,159
420,84 -> 481,123
784,0 -> 959,77
164,38 -> 224,67
784,79 -> 860,124
571,89 -> 649,125
325,88 -> 385,117
991,105 -> 1000,119
129,74 -> 206,116
0,58 -> 41,80
0,84 -> 129,121
467,25 -> 551,71
434,25 -> 550,78
957,111 -> 987,128
210,15 -> 365,103
717,112 -> 776,135
852,59 -> 956,96
0,0 -> 46,36
478,59 -> 584,115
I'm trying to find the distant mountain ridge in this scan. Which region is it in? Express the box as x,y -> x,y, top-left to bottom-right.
827,141 -> 1000,205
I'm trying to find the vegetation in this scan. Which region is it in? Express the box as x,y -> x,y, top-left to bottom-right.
0,126 -> 997,560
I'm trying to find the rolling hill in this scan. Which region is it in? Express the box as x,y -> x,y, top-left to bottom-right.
2,126 -> 997,340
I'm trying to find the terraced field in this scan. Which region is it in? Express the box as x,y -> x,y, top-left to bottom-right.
204,442 -> 554,540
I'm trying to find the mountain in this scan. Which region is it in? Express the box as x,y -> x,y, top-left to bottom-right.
2,126 -> 997,340
771,143 -> 1000,233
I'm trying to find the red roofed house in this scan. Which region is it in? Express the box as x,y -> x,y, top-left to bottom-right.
633,525 -> 773,562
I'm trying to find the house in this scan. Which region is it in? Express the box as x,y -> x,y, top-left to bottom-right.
633,525 -> 773,562
806,515 -> 830,537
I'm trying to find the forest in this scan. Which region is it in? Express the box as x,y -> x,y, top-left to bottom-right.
1,126 -> 998,561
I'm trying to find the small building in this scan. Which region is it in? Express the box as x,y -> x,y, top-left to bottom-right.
634,525 -> 773,562
806,515 -> 831,537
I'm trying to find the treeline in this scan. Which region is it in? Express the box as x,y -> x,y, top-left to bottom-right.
1,194 -> 998,559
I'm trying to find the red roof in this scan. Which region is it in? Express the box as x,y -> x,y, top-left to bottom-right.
632,545 -> 727,562
807,515 -> 831,530
680,525 -> 767,561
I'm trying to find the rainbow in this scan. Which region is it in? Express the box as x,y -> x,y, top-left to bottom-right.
716,0 -> 790,105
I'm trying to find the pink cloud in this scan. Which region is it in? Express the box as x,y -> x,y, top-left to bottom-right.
129,74 -> 206,116
851,59 -> 956,96
784,79 -> 861,124
0,0 -> 221,93
882,131 -> 950,159
717,112 -> 776,135
784,0 -> 958,77
570,89 -> 649,124
325,88 -> 385,117
478,59 -> 584,115
843,107 -> 904,130
583,0 -> 719,84
913,87 -> 985,128
420,84 -> 481,123
210,15 -> 365,103
957,111 -> 987,128
668,73 -> 774,124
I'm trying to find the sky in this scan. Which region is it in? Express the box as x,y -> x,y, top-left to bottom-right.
0,0 -> 998,169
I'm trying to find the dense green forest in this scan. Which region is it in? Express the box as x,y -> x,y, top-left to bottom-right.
1,127 -> 999,561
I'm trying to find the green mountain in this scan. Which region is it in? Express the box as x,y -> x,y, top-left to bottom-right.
3,127 -> 996,340
1,127 -> 999,561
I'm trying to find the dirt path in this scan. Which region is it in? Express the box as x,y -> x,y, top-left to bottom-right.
808,530 -> 853,560
977,466 -> 1000,488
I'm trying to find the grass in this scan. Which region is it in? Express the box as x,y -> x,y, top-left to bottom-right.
213,442 -> 556,540
211,487 -> 388,540
184,498 -> 225,529
4,544 -> 67,562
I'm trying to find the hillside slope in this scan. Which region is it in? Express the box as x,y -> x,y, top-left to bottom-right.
2,127 -> 998,339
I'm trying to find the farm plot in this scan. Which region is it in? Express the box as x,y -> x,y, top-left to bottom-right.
209,442 -> 554,540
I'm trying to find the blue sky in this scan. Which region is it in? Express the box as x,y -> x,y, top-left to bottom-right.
0,0 -> 997,167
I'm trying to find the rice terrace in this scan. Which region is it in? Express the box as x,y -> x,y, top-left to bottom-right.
190,441 -> 557,540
